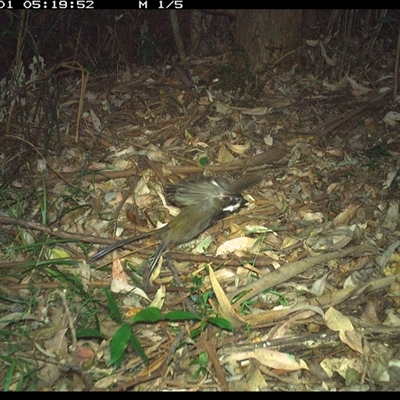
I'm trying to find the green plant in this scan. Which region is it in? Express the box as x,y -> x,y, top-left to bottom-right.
190,351 -> 209,379
106,302 -> 233,368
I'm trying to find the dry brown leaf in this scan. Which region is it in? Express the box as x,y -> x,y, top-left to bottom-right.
333,203 -> 361,226
149,285 -> 166,309
245,360 -> 267,391
217,144 -> 235,163
0,312 -> 43,330
89,109 -> 101,131
226,142 -> 250,154
221,347 -> 308,371
208,266 -> 246,328
110,255 -> 150,301
320,356 -> 363,379
325,307 -> 354,332
341,330 -> 367,355
325,307 -> 367,355
203,267 -> 236,286
216,237 -> 260,256
241,107 -> 269,115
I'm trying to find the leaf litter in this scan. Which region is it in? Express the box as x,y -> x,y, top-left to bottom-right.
1,25 -> 400,393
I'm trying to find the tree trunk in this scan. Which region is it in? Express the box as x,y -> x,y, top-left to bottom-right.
235,10 -> 303,71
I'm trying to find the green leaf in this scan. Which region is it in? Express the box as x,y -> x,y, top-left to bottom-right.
199,157 -> 209,166
130,333 -> 148,366
132,307 -> 162,323
199,320 -> 207,334
4,360 -> 15,391
206,317 -> 233,331
109,324 -> 131,366
230,290 -> 251,304
198,351 -> 209,367
190,327 -> 202,339
163,311 -> 201,321
50,248 -> 71,259
76,328 -> 105,339
104,289 -> 122,323
192,352 -> 209,379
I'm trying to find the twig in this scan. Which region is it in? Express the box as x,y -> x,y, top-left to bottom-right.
229,243 -> 376,305
45,148 -> 287,186
5,135 -> 76,188
0,215 -> 111,245
312,90 -> 391,139
201,332 -> 229,391
0,215 -> 275,268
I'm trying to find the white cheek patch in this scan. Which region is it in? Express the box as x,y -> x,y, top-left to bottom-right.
223,204 -> 239,212
222,199 -> 242,213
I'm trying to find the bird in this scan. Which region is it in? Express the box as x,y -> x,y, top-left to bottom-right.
91,175 -> 261,281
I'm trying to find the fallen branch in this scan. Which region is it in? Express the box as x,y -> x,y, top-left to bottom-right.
229,243 -> 377,305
